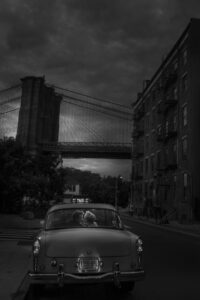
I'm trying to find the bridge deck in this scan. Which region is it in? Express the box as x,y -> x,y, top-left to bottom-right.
39,142 -> 132,159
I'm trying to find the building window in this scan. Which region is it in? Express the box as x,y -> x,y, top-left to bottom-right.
183,173 -> 188,201
173,115 -> 177,131
132,165 -> 135,180
152,133 -> 155,151
158,78 -> 163,90
140,160 -> 143,175
145,158 -> 148,175
173,143 -> 178,163
156,151 -> 161,169
157,124 -> 162,135
183,49 -> 187,65
182,137 -> 188,159
156,81 -> 160,93
157,101 -> 162,114
174,60 -> 178,71
151,131 -> 156,150
183,105 -> 187,127
145,97 -> 149,112
173,175 -> 177,204
152,89 -> 156,102
174,175 -> 177,184
173,87 -> 178,100
149,133 -> 152,151
174,175 -> 177,186
144,182 -> 148,197
152,109 -> 156,128
146,135 -> 149,151
182,73 -> 188,92
151,155 -> 154,172
146,114 -> 150,130
135,163 -> 138,177
148,95 -> 152,108
173,143 -> 177,154
166,91 -> 170,101
165,148 -> 168,164
165,120 -> 169,136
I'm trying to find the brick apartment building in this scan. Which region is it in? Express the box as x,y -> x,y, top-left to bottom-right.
132,18 -> 200,222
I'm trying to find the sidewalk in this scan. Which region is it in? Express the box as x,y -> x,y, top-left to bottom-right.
0,214 -> 41,300
0,241 -> 31,300
0,213 -> 41,230
120,209 -> 200,239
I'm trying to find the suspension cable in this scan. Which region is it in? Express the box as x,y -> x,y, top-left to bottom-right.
0,84 -> 21,95
49,84 -> 131,109
61,93 -> 131,117
0,107 -> 20,117
62,99 -> 132,121
0,96 -> 21,106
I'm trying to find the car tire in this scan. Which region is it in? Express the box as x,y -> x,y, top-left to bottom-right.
120,282 -> 135,293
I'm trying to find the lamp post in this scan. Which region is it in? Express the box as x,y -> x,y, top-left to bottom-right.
115,175 -> 122,211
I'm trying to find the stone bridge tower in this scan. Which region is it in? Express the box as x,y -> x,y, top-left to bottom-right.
16,76 -> 61,153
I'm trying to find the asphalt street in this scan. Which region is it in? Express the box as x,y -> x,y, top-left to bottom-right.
25,215 -> 200,300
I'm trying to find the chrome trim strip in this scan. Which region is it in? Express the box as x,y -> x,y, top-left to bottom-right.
29,270 -> 145,281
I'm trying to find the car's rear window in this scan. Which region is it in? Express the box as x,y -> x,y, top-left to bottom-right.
45,208 -> 123,230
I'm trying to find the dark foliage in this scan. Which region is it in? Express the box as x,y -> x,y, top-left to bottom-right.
0,138 -> 64,214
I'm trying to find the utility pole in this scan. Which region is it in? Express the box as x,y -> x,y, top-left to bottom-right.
129,180 -> 134,216
115,175 -> 122,211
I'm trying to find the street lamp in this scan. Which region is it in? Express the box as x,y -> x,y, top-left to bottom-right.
115,175 -> 123,211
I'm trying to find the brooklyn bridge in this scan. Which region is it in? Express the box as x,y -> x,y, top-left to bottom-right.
0,76 -> 132,159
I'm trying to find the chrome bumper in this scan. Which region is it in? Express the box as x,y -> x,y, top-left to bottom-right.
28,269 -> 145,286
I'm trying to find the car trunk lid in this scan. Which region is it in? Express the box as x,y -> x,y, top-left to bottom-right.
45,228 -> 131,257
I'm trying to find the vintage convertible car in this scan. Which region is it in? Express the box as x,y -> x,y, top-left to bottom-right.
29,203 -> 145,292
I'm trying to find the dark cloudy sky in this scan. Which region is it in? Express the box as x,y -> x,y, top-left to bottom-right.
1,0 -> 200,178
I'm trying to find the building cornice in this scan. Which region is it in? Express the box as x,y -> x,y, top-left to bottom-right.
132,19 -> 192,110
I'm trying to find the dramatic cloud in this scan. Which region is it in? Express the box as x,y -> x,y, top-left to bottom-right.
1,0 -> 200,101
1,0 -> 200,176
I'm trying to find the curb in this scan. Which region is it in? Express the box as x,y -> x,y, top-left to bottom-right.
12,273 -> 30,300
121,213 -> 200,240
11,250 -> 33,300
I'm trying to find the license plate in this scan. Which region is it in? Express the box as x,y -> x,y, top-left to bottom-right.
77,257 -> 100,272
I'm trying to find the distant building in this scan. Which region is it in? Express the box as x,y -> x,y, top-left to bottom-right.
132,18 -> 200,222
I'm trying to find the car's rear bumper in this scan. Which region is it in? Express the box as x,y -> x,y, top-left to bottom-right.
28,269 -> 145,286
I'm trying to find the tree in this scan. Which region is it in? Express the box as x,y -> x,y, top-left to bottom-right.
0,138 -> 66,213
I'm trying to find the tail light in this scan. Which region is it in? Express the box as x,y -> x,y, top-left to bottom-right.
136,238 -> 143,269
136,238 -> 143,253
33,239 -> 40,256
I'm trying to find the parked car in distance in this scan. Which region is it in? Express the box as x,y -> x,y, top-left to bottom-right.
29,203 -> 145,293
